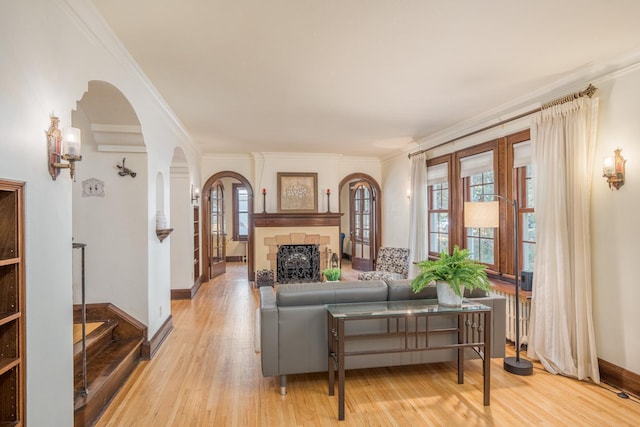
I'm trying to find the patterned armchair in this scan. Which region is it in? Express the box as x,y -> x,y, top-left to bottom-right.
357,247 -> 410,281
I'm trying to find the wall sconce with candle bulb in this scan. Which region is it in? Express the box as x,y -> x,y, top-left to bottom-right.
603,149 -> 626,190
191,185 -> 201,204
46,116 -> 82,180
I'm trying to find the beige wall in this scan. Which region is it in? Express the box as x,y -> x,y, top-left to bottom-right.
590,68 -> 640,374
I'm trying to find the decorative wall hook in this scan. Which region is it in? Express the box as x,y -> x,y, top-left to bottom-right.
116,158 -> 136,178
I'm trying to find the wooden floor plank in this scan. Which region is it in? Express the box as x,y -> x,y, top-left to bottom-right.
95,263 -> 640,426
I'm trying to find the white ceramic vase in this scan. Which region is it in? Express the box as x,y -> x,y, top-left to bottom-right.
436,281 -> 463,306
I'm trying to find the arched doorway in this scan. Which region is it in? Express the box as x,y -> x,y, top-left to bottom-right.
338,173 -> 382,272
202,171 -> 254,281
72,80 -> 148,311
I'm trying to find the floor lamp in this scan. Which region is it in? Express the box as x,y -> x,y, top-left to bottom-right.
464,196 -> 533,376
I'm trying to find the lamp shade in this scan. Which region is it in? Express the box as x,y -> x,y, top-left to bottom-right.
464,201 -> 499,228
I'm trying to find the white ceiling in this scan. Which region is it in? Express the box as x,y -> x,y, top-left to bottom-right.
91,0 -> 640,158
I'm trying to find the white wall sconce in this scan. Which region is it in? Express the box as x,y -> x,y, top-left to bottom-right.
46,116 -> 82,180
603,149 -> 625,190
191,185 -> 201,203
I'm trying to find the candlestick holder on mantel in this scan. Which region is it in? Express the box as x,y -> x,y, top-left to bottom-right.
262,188 -> 267,213
326,189 -> 331,213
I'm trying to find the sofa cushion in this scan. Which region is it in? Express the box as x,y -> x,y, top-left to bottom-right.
276,280 -> 388,306
357,271 -> 405,281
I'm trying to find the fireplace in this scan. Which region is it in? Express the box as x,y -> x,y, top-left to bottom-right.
253,212 -> 341,284
277,244 -> 321,283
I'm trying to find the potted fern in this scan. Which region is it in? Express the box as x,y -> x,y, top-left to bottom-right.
322,267 -> 341,282
411,246 -> 491,306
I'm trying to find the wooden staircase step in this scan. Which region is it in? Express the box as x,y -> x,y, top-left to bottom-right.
73,320 -> 118,366
74,337 -> 143,425
72,304 -> 147,426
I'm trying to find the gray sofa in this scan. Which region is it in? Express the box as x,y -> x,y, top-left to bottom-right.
259,279 -> 506,394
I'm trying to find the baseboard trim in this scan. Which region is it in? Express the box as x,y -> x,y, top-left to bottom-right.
170,288 -> 192,299
226,256 -> 244,262
171,275 -> 204,300
599,358 -> 640,398
141,315 -> 173,360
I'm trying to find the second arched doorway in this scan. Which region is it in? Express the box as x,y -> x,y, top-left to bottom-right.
202,171 -> 255,281
339,173 -> 382,273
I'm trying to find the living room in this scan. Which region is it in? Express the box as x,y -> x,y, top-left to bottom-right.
2,1 -> 640,425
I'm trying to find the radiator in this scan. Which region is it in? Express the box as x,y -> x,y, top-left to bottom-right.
491,290 -> 531,346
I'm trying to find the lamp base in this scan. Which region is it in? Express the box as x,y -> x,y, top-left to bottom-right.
504,357 -> 533,376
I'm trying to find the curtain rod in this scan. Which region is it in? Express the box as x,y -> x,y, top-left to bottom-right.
408,84 -> 598,159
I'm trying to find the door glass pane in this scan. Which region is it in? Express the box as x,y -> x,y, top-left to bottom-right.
362,244 -> 370,259
363,190 -> 370,214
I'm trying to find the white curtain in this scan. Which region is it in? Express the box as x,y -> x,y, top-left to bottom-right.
408,153 -> 428,277
527,96 -> 600,382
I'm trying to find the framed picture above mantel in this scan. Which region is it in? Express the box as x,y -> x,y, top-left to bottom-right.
277,172 -> 318,212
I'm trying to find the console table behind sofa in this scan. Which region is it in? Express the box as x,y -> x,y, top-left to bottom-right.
259,279 -> 506,394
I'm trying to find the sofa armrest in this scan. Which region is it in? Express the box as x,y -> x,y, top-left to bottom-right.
259,286 -> 279,376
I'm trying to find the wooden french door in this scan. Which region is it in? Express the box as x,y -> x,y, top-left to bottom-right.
350,181 -> 376,271
209,180 -> 226,278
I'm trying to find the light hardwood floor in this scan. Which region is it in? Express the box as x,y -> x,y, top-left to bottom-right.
96,263 -> 640,426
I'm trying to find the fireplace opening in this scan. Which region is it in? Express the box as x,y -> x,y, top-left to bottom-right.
277,244 -> 321,284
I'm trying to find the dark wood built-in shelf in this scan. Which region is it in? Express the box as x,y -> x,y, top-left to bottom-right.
0,179 -> 25,425
0,258 -> 19,267
0,312 -> 20,327
0,358 -> 20,376
193,207 -> 200,284
254,212 -> 342,228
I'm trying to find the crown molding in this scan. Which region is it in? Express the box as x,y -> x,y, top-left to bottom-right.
412,48 -> 640,155
60,0 -> 201,156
